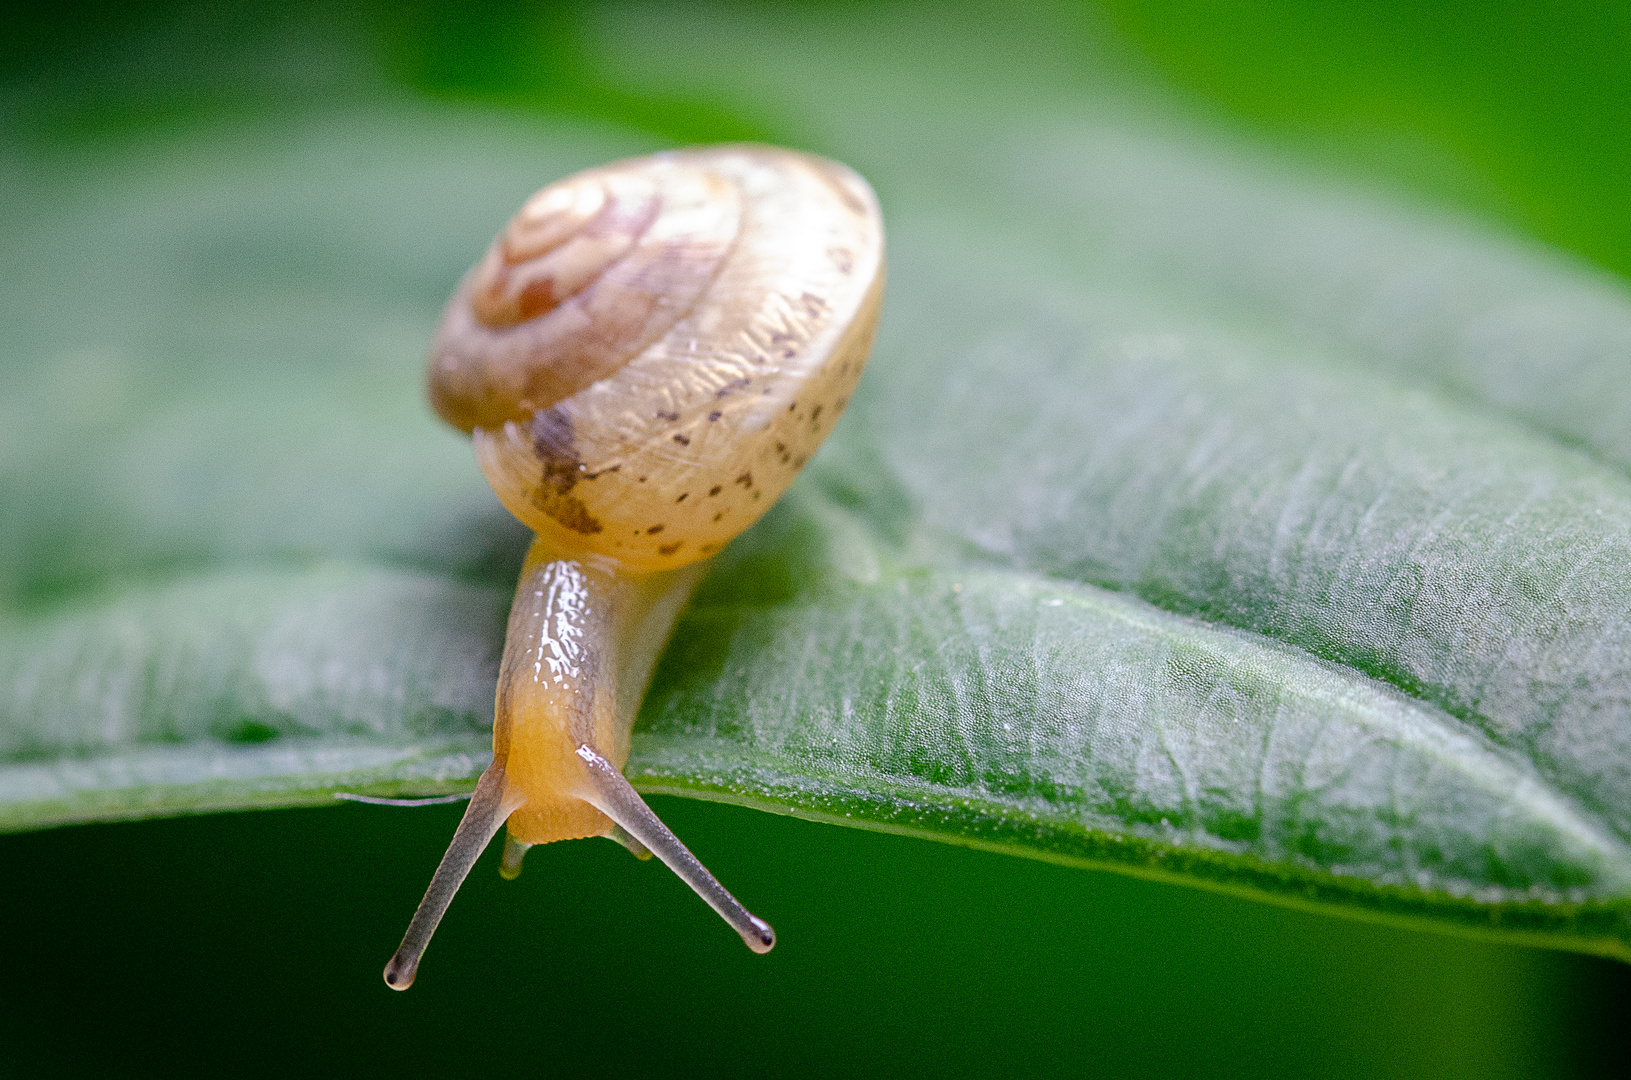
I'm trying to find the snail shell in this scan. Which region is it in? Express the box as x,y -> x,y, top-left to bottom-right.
429,145 -> 885,572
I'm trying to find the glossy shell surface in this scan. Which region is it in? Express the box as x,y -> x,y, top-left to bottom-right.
428,145 -> 885,572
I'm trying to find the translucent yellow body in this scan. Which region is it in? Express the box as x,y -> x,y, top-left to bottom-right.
493,541 -> 704,846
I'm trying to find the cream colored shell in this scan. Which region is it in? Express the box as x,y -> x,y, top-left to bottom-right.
428,145 -> 885,573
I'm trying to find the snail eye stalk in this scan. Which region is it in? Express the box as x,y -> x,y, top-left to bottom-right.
576,744 -> 775,953
383,768 -> 519,991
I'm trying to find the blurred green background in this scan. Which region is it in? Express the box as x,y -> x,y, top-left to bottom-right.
3,1 -> 1629,1076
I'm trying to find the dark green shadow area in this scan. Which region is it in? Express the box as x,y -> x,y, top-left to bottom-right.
1095,0 -> 1631,278
0,800 -> 1626,1080
0,0 -> 782,150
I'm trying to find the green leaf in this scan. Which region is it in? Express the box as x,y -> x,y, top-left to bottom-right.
5,9 -> 1631,962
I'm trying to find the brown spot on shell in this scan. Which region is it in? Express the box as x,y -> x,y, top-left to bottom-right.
673,433 -> 691,446
527,407 -> 602,535
532,408 -> 579,493
646,524 -> 664,535
657,542 -> 682,556
735,472 -> 753,488
517,278 -> 559,321
708,485 -> 722,497
708,410 -> 722,421
715,377 -> 750,399
538,497 -> 601,534
676,493 -> 688,503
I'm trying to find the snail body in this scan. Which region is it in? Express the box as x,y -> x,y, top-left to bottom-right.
386,146 -> 884,989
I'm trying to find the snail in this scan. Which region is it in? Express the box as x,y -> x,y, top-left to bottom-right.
383,145 -> 885,989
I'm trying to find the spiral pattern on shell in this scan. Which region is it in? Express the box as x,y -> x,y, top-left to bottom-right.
428,145 -> 885,573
